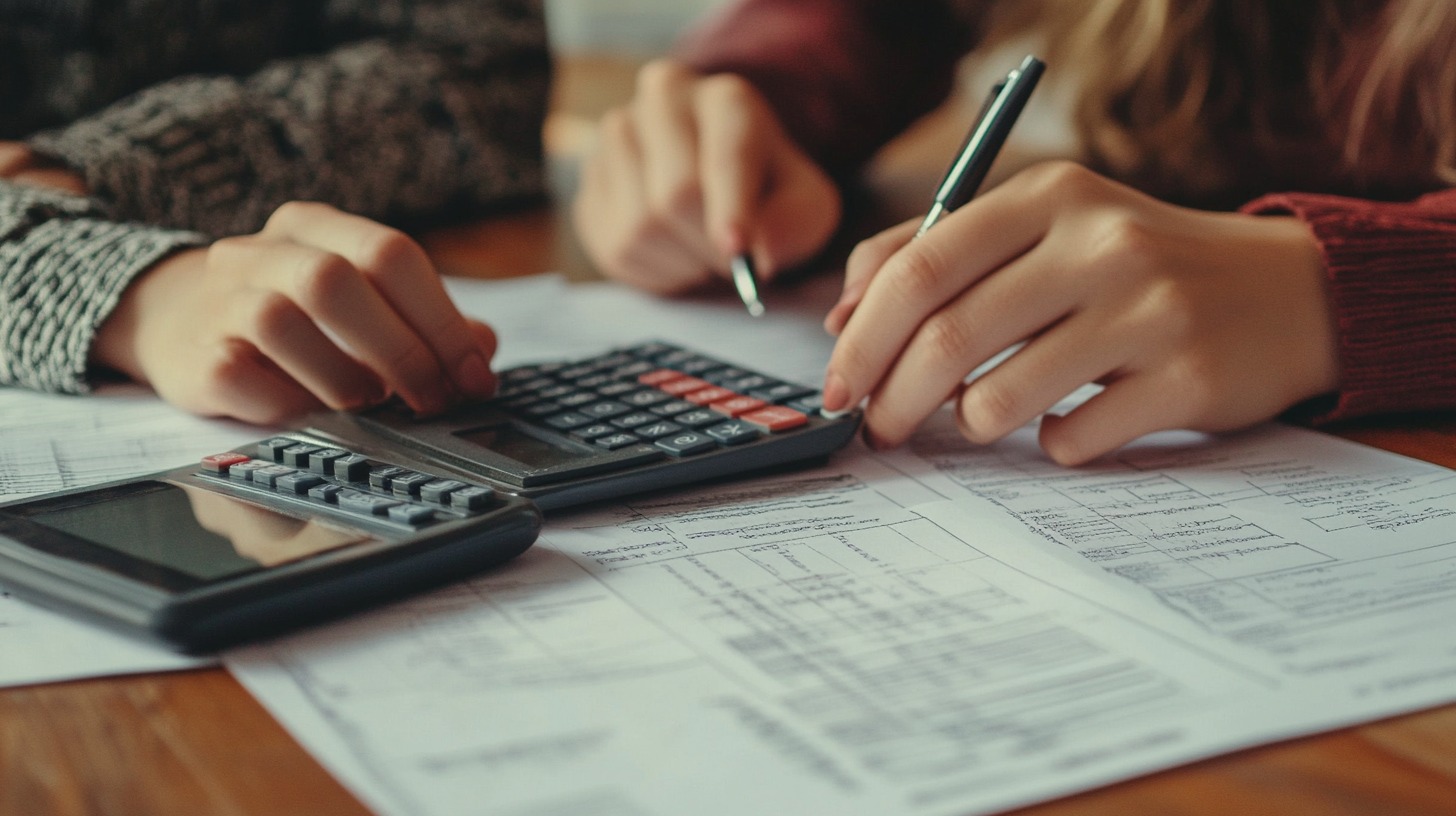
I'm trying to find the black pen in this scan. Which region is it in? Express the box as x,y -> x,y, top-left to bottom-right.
916,55 -> 1044,237
731,253 -> 765,317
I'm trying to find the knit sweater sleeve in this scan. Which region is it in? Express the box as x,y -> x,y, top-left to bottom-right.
26,0 -> 551,238
0,182 -> 205,393
1242,188 -> 1456,423
672,0 -> 978,177
2,0 -> 549,396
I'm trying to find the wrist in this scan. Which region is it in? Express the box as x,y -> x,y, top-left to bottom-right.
91,247 -> 208,384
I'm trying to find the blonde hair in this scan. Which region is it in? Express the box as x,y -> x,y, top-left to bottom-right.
980,0 -> 1456,195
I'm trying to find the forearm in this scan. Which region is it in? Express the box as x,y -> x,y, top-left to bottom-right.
1243,188 -> 1456,422
0,182 -> 206,393
673,0 -> 977,177
27,0 -> 550,237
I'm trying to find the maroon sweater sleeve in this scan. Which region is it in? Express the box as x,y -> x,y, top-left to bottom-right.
1242,189 -> 1456,423
672,0 -> 977,176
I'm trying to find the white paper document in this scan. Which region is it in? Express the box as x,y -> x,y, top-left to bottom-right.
223,275 -> 1456,816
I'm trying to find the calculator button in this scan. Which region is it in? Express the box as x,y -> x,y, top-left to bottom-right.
228,460 -> 269,482
257,437 -> 296,461
656,349 -> 695,367
724,375 -> 774,392
676,357 -> 721,375
742,406 -> 809,432
570,423 -> 618,441
595,381 -> 640,398
308,448 -> 349,474
369,466 -> 409,491
649,399 -> 697,416
594,433 -> 641,451
557,364 -> 598,380
705,421 -> 762,446
621,389 -> 672,408
280,444 -> 321,468
787,394 -> 825,415
448,486 -> 496,511
556,392 -> 599,409
611,412 -> 658,429
544,411 -> 594,431
391,471 -> 436,497
659,377 -> 712,396
580,401 -> 631,420
612,361 -> 655,378
684,386 -> 735,406
420,479 -> 467,504
655,431 -> 716,457
637,368 -> 684,386
201,453 -> 251,474
674,409 -> 727,429
332,454 -> 371,482
702,367 -> 750,385
275,471 -> 324,495
338,490 -> 401,516
387,504 -> 438,525
575,373 -> 613,390
632,420 -> 684,440
253,465 -> 297,488
537,384 -> 575,400
521,401 -> 563,418
308,483 -> 343,503
709,396 -> 767,417
748,383 -> 817,404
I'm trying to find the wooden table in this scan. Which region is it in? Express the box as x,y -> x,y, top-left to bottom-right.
9,55 -> 1456,816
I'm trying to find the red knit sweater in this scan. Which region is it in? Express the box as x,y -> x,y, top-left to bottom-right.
675,0 -> 1456,425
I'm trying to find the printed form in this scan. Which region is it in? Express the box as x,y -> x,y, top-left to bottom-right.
226,418 -> 1456,816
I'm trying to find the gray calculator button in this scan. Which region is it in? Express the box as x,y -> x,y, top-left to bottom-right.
545,411 -> 593,430
369,466 -> 408,491
338,490 -> 401,516
581,401 -> 631,420
257,437 -> 296,461
387,504 -> 438,525
655,431 -> 716,456
787,394 -> 825,415
275,471 -> 324,494
333,454 -> 371,482
308,483 -> 343,503
571,423 -> 618,440
611,412 -> 657,429
309,448 -> 349,474
725,374 -> 773,392
595,381 -> 639,398
253,465 -> 296,488
705,421 -> 761,446
420,479 -> 467,504
749,383 -> 816,404
556,392 -> 599,409
633,420 -> 683,440
649,399 -> 696,416
674,409 -> 725,429
391,471 -> 435,497
622,389 -> 671,407
448,486 -> 495,511
281,444 -> 321,468
594,433 -> 641,450
228,460 -> 268,482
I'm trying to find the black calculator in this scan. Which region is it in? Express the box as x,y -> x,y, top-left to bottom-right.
309,340 -> 862,510
0,433 -> 539,652
0,341 -> 859,651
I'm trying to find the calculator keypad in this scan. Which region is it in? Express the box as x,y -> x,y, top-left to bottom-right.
198,437 -> 501,529
493,342 -> 822,459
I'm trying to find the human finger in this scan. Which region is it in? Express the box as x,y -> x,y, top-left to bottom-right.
1035,373 -> 1192,466
695,73 -> 773,263
631,60 -> 721,263
264,203 -> 496,405
858,249 -> 1086,448
825,219 -> 919,335
181,337 -> 325,426
822,181 -> 1053,414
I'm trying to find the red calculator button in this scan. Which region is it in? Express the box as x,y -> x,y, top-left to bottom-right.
742,406 -> 809,432
659,376 -> 712,396
201,453 -> 251,474
710,396 -> 767,417
684,386 -> 734,405
637,369 -> 684,386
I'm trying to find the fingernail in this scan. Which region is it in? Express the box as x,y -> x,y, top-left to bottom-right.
457,352 -> 497,399
821,371 -> 851,413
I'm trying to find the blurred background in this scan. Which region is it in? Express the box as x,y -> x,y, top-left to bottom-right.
545,0 -> 726,55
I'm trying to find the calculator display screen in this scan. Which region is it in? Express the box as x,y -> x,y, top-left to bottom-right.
454,424 -> 596,469
26,481 -> 373,583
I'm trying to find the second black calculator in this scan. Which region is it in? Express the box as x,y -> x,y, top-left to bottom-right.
308,341 -> 862,510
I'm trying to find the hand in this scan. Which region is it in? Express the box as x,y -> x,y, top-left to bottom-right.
92,202 -> 499,426
0,141 -> 88,195
573,59 -> 841,294
821,161 -> 1339,466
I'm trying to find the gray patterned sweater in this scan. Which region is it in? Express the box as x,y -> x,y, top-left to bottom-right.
0,0 -> 550,394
